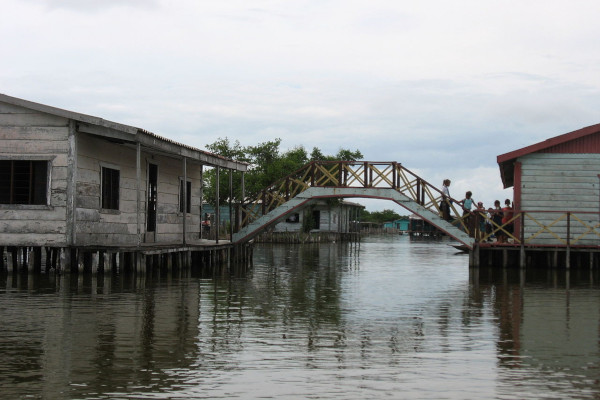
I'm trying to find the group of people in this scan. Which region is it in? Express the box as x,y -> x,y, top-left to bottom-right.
440,179 -> 514,242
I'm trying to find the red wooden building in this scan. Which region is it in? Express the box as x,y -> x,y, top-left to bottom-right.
482,124 -> 600,268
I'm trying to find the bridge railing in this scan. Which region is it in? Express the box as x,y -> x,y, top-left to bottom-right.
239,161 -> 471,233
471,210 -> 600,247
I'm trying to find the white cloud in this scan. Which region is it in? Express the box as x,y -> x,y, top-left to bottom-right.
2,0 -> 600,211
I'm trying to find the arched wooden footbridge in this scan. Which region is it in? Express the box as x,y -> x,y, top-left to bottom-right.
233,161 -> 474,248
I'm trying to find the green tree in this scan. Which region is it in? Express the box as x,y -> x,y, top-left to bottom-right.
202,137 -> 363,205
360,209 -> 403,224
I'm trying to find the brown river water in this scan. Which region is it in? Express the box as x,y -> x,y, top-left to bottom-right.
1,235 -> 599,399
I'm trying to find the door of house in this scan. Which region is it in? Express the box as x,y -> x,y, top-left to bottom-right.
146,163 -> 158,235
312,210 -> 321,230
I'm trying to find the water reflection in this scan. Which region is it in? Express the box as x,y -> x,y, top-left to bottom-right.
0,271 -> 201,399
0,237 -> 599,399
473,267 -> 600,398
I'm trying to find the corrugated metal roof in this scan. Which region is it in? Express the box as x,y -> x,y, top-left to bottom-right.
497,123 -> 600,188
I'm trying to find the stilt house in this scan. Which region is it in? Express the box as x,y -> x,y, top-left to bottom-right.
497,123 -> 600,246
0,94 -> 248,249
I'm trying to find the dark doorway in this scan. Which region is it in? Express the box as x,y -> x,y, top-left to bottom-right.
147,163 -> 158,233
312,210 -> 321,230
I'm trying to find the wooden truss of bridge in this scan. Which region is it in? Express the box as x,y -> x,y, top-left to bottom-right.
233,161 -> 473,247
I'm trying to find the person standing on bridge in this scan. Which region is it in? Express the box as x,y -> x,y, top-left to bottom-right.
441,179 -> 452,221
460,191 -> 475,235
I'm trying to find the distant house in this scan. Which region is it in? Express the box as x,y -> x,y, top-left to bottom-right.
201,200 -> 364,238
272,200 -> 363,234
383,218 -> 410,233
0,94 -> 247,249
408,214 -> 441,236
497,123 -> 600,245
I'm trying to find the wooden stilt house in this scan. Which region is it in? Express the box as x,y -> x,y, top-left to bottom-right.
0,94 -> 248,251
497,123 -> 600,247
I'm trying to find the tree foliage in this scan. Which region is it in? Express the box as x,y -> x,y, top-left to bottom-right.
360,209 -> 404,224
202,137 -> 363,205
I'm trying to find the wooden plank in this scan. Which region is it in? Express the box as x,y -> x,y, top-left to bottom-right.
521,193 -> 598,202
523,153 -> 600,161
0,139 -> 68,153
520,182 -> 598,190
0,207 -> 66,221
521,169 -> 599,177
77,168 -> 100,184
76,196 -> 99,209
75,221 -> 129,234
0,102 -> 34,113
76,182 -> 100,197
0,113 -> 68,127
0,220 -> 66,234
75,208 -> 100,222
0,126 -> 69,140
76,233 -> 138,246
0,233 -> 66,246
51,166 -> 69,181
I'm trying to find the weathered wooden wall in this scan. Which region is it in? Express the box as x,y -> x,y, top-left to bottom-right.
75,133 -> 202,246
0,101 -> 69,246
76,133 -> 139,245
519,153 -> 600,245
153,154 -> 202,243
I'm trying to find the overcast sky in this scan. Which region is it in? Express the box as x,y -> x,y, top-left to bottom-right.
3,0 -> 600,213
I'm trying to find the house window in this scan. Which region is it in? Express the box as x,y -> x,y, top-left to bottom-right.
101,167 -> 120,210
179,180 -> 191,213
0,160 -> 48,205
286,213 -> 300,223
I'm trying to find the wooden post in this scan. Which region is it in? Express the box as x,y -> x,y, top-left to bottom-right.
60,248 -> 71,273
118,252 -> 125,273
92,251 -> 99,274
136,142 -> 141,246
519,246 -> 526,269
6,247 -> 14,273
230,169 -> 233,241
28,247 -> 35,272
239,171 -> 245,232
77,250 -> 85,273
199,164 -> 204,239
183,157 -> 187,245
137,253 -> 146,274
104,252 -> 112,273
16,247 -> 24,271
216,166 -> 220,244
566,212 -> 571,269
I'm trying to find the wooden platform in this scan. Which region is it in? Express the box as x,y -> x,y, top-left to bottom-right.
468,242 -> 600,269
1,240 -> 253,275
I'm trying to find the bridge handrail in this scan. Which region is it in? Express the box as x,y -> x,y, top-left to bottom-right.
238,160 -> 470,233
471,209 -> 600,247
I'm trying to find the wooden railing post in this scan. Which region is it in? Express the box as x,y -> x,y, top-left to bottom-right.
566,212 -> 571,269
262,190 -> 266,216
363,162 -> 368,188
392,162 -> 397,189
344,163 -> 348,186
